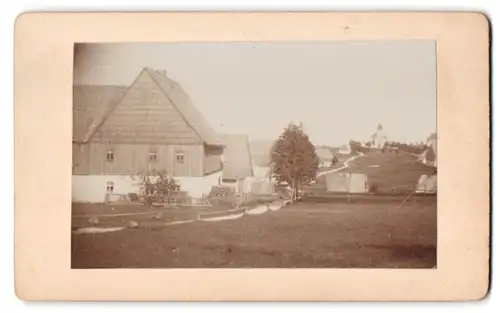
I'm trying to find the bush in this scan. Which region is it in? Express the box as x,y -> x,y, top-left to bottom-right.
369,183 -> 379,194
133,169 -> 180,207
331,156 -> 339,166
171,191 -> 191,205
209,197 -> 237,210
209,185 -> 235,198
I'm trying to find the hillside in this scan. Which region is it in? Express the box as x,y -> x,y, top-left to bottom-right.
314,151 -> 436,194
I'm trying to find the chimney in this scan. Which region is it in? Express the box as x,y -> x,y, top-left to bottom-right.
156,69 -> 167,76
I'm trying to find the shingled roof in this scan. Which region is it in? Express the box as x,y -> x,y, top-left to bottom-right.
146,68 -> 224,146
73,85 -> 127,142
315,147 -> 334,161
249,140 -> 274,167
222,134 -> 254,179
73,68 -> 224,147
424,145 -> 436,162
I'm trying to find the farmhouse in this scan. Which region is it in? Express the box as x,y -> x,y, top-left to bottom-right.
427,133 -> 437,159
72,68 -> 225,203
220,134 -> 254,194
315,147 -> 334,168
419,133 -> 437,167
337,144 -> 351,155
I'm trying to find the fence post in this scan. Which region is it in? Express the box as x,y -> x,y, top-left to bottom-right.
347,172 -> 352,203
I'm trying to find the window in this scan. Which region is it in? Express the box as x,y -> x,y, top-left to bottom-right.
106,181 -> 114,194
175,150 -> 184,163
149,150 -> 158,161
167,198 -> 176,205
106,149 -> 114,161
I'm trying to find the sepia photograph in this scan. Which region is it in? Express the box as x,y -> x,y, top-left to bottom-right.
71,41 -> 438,269
12,9 -> 492,301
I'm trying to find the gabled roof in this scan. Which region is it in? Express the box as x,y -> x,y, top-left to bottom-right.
250,140 -> 274,155
73,68 -> 224,147
315,147 -> 334,161
249,140 -> 274,167
424,146 -> 436,162
251,154 -> 272,167
73,85 -> 127,142
221,134 -> 254,179
146,68 -> 224,147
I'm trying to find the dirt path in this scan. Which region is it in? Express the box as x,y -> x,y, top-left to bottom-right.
316,153 -> 364,178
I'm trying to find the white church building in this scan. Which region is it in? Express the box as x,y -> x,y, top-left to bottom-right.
370,124 -> 388,149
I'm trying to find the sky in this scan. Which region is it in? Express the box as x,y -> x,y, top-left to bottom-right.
73,41 -> 436,146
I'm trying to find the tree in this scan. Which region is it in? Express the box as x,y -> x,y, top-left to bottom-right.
133,169 -> 180,207
331,156 -> 338,166
382,141 -> 388,152
270,123 -> 319,201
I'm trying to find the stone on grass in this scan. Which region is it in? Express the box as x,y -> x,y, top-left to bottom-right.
127,220 -> 139,229
153,212 -> 162,219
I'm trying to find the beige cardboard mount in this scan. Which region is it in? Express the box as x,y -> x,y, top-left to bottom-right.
14,12 -> 490,301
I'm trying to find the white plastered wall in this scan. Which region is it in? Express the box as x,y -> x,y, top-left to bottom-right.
72,170 -> 223,203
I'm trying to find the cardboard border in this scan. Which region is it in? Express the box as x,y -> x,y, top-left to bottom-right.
14,12 -> 490,301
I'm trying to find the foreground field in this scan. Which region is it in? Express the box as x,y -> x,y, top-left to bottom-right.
72,197 -> 437,269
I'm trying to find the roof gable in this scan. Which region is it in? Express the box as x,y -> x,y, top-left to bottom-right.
73,85 -> 127,142
315,147 -> 334,160
75,68 -> 224,146
85,69 -> 201,145
222,134 -> 254,179
146,69 -> 224,146
425,146 -> 436,162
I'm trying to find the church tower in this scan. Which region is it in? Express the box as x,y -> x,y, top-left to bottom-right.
371,124 -> 387,149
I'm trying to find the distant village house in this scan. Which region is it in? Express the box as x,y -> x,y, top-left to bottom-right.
315,147 -> 334,168
337,144 -> 352,155
419,132 -> 437,168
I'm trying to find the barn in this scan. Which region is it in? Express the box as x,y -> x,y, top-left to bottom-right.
315,147 -> 334,168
